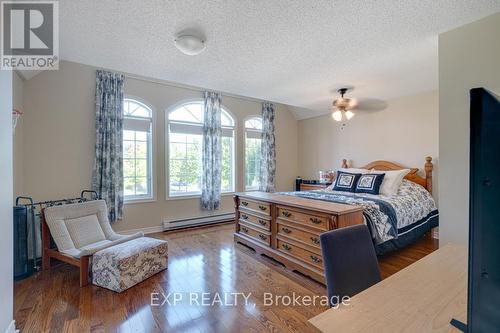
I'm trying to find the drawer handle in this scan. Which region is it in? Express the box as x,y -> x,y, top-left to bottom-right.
282,243 -> 292,251
310,217 -> 322,225
281,227 -> 292,234
258,219 -> 267,226
310,237 -> 320,245
241,227 -> 248,233
258,205 -> 267,211
282,211 -> 292,218
310,255 -> 322,264
241,201 -> 248,206
241,214 -> 249,220
258,234 -> 267,240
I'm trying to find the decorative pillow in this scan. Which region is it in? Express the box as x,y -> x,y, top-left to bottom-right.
327,168 -> 370,191
65,214 -> 106,248
370,169 -> 411,196
332,171 -> 362,192
355,173 -> 386,194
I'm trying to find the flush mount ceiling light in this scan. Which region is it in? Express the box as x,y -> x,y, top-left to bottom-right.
174,34 -> 206,56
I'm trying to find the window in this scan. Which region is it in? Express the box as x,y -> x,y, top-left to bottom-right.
123,98 -> 153,201
167,101 -> 235,197
244,117 -> 262,190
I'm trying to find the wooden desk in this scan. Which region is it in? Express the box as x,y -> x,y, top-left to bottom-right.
309,244 -> 467,333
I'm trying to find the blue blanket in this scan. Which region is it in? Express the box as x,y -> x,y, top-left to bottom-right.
279,190 -> 399,244
280,181 -> 438,247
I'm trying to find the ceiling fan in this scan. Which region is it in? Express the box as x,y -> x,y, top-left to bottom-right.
330,87 -> 389,122
331,88 -> 356,122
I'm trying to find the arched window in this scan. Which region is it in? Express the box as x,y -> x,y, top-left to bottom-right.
244,116 -> 262,190
167,101 -> 235,197
123,98 -> 153,200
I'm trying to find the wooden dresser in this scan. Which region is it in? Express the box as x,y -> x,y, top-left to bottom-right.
234,192 -> 364,283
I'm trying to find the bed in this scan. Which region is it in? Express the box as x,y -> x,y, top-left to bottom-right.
280,157 -> 438,255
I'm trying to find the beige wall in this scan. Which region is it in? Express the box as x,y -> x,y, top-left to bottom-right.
439,12 -> 500,245
1,71 -> 14,333
298,90 -> 439,200
13,72 -> 24,199
22,61 -> 96,205
20,61 -> 298,232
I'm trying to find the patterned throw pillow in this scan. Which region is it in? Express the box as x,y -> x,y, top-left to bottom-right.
355,173 -> 386,195
332,171 -> 362,192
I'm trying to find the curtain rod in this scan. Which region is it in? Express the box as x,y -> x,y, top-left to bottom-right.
121,71 -> 271,105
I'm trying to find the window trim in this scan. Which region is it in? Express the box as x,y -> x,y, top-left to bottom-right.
221,107 -> 237,194
123,96 -> 157,204
165,99 -> 236,199
244,115 -> 263,191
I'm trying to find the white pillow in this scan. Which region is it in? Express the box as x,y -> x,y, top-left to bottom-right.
370,169 -> 410,196
338,168 -> 370,174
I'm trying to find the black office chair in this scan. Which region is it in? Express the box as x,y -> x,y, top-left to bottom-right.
320,224 -> 381,307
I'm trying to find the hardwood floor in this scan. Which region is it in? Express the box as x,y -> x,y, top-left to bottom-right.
13,223 -> 438,333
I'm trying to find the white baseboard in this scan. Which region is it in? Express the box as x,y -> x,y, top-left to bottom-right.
5,320 -> 18,333
163,213 -> 235,231
118,225 -> 164,235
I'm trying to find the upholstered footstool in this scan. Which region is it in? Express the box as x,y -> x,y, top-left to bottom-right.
92,237 -> 168,292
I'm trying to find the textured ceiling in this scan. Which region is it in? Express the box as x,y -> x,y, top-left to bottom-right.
58,0 -> 500,119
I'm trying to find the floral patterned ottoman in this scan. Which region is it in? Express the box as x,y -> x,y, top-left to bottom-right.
92,237 -> 168,292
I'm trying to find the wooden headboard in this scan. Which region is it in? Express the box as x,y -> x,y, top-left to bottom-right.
341,157 -> 433,193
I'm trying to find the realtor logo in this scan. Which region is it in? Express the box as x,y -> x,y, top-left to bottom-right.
1,1 -> 59,70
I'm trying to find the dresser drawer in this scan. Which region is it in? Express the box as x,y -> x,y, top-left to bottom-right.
239,211 -> 271,231
277,220 -> 322,250
239,198 -> 271,216
276,206 -> 329,230
238,221 -> 271,246
277,239 -> 323,269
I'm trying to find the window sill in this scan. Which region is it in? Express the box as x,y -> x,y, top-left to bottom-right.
124,197 -> 156,205
166,194 -> 200,201
166,192 -> 235,201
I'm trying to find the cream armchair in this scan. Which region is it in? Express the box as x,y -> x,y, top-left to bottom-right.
42,200 -> 143,286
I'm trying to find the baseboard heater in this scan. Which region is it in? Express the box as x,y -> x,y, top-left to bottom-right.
163,212 -> 235,231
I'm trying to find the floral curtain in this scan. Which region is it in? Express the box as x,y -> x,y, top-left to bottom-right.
259,102 -> 276,192
201,91 -> 222,210
92,70 -> 124,222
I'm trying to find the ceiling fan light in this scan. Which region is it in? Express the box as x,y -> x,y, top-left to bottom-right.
332,110 -> 343,121
345,110 -> 355,120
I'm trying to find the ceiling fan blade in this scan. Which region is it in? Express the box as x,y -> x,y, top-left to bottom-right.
347,98 -> 359,109
352,98 -> 388,111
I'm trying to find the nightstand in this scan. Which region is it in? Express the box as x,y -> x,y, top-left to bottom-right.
296,179 -> 331,191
